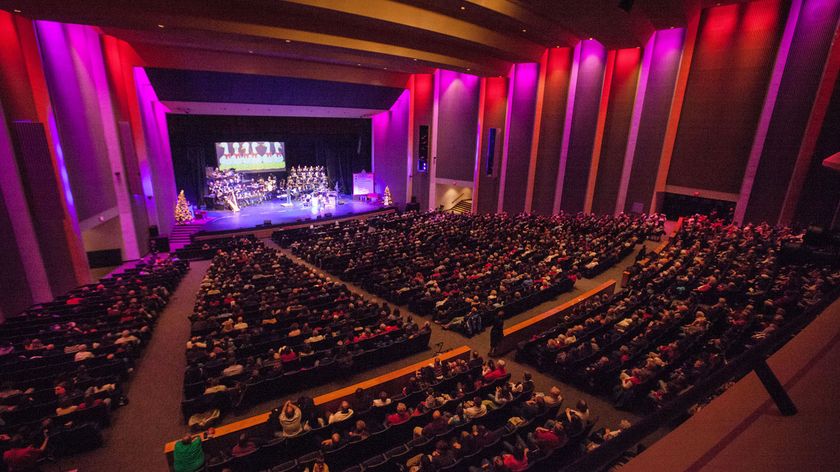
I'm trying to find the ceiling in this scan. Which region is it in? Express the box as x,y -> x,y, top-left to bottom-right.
146,68 -> 405,112
2,0 -> 751,79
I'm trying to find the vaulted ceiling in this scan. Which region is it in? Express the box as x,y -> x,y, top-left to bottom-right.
2,0 -> 745,79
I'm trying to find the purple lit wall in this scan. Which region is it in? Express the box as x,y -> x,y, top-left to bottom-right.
34,21 -> 118,222
624,28 -> 685,213
435,70 -> 480,182
135,68 -> 178,237
531,48 -> 573,215
559,40 -> 607,213
372,88 -> 410,207
591,48 -> 642,215
745,0 -> 840,223
500,62 -> 540,214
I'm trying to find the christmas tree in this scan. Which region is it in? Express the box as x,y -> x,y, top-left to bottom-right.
383,186 -> 393,206
175,190 -> 194,224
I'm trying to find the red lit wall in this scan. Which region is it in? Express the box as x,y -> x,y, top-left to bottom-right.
531,48 -> 573,215
668,0 -> 787,194
591,48 -> 641,215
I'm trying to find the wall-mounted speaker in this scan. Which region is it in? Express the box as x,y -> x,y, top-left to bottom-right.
486,128 -> 499,177
418,125 -> 429,173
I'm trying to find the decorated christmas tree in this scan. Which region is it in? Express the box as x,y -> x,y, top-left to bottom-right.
383,186 -> 393,206
174,190 -> 194,224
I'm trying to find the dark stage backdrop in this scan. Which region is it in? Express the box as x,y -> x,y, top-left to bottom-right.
167,115 -> 372,204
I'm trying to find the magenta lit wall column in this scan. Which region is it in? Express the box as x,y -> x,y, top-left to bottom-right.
435,70 -> 480,183
624,27 -> 685,213
531,48 -> 573,216
500,62 -> 540,214
372,88 -> 410,208
559,40 -> 607,213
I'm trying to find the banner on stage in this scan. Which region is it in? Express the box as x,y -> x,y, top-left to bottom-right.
353,171 -> 375,195
215,141 -> 286,172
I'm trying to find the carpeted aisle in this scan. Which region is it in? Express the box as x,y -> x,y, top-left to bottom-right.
56,260 -> 211,472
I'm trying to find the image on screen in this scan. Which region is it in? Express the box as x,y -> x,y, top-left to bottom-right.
215,141 -> 286,172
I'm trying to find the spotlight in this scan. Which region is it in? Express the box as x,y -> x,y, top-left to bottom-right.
285,39 -> 291,43
13,9 -> 21,13
522,28 -> 527,32
157,24 -> 165,28
460,6 -> 466,10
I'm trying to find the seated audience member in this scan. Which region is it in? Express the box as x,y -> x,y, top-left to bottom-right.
483,360 -> 507,381
231,434 -> 257,457
387,403 -> 411,425
3,434 -> 48,472
348,420 -> 370,440
328,401 -> 354,424
279,400 -> 305,436
173,434 -> 205,472
502,439 -> 529,472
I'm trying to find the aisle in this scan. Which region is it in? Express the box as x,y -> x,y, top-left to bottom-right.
58,260 -> 211,472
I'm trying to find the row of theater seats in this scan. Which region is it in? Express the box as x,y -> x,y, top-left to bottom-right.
518,216 -> 840,412
274,211 -> 662,335
200,360 -> 598,472
0,257 -> 189,458
181,238 -> 431,425
174,235 -> 258,260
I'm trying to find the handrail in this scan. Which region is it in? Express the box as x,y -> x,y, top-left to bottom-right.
561,287 -> 840,472
163,345 -> 472,457
495,280 -> 616,355
444,191 -> 470,211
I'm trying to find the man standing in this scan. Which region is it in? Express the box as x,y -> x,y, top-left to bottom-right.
489,311 -> 504,357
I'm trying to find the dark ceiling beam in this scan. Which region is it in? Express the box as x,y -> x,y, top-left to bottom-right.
282,0 -> 547,62
122,39 -> 414,87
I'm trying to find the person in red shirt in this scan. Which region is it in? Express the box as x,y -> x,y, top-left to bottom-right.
386,403 -> 411,425
528,420 -> 568,452
483,359 -> 507,381
3,434 -> 48,472
502,441 -> 529,472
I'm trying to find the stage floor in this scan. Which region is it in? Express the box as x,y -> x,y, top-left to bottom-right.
200,196 -> 384,233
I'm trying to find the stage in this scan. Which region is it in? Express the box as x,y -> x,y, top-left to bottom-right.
197,195 -> 386,234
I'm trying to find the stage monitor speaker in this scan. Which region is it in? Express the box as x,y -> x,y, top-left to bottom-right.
418,125 -> 429,172
148,225 -> 159,238
263,219 -> 272,226
149,236 -> 170,253
87,249 -> 122,268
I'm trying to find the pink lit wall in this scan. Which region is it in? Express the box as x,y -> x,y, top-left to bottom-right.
591,48 -> 641,215
559,40 -> 607,213
411,74 -> 434,208
372,88 -> 410,207
668,0 -> 787,195
475,77 -> 509,213
745,0 -> 840,223
435,71 -> 481,182
624,28 -> 685,213
531,48 -> 573,215
500,62 -> 540,214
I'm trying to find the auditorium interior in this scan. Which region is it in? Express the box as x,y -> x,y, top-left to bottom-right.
1,1 -> 840,471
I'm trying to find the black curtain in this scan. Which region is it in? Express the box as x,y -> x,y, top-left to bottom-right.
167,115 -> 371,205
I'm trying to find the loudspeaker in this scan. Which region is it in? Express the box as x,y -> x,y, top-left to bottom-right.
148,225 -> 159,238
149,236 -> 170,253
486,128 -> 499,176
418,125 -> 429,172
263,219 -> 272,226
87,249 -> 122,268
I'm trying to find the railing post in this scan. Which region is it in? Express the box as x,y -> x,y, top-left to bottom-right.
754,360 -> 797,416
